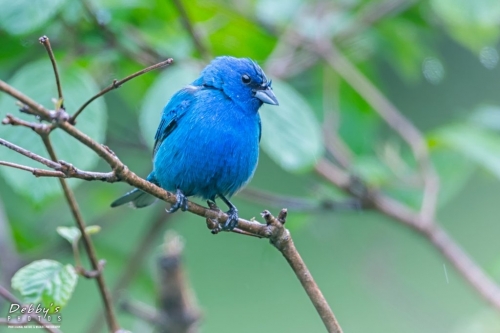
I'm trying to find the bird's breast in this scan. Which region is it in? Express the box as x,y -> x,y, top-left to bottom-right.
153,106 -> 260,199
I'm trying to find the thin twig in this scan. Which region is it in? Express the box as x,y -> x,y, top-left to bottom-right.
2,114 -> 52,134
39,135 -> 120,332
0,161 -> 65,178
171,0 -> 211,61
39,36 -> 64,108
70,58 -> 174,124
262,209 -> 343,333
0,138 -> 60,169
0,139 -> 118,181
0,285 -> 62,333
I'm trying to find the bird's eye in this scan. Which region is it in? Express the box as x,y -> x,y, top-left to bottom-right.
241,74 -> 251,84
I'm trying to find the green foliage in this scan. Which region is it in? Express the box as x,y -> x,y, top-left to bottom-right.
11,260 -> 78,311
56,225 -> 101,244
0,0 -> 66,35
430,0 -> 500,51
430,124 -> 500,179
0,60 -> 107,202
259,79 -> 324,172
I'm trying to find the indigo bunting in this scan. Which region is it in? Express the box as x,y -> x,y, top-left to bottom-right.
111,56 -> 278,230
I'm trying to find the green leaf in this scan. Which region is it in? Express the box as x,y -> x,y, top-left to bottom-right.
0,59 -> 107,202
56,227 -> 81,244
351,155 -> 393,187
337,81 -> 381,155
431,148 -> 475,207
56,225 -> 101,244
139,62 -> 201,148
0,0 -> 66,35
429,124 -> 500,179
11,260 -> 78,310
255,0 -> 302,27
453,309 -> 500,333
375,18 -> 431,82
430,0 -> 500,51
260,79 -> 324,172
469,105 -> 500,131
85,225 -> 101,235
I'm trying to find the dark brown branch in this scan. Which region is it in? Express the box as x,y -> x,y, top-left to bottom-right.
39,36 -> 64,108
171,0 -> 211,61
0,285 -> 62,333
70,58 -> 174,123
40,135 -> 120,332
262,209 -> 343,333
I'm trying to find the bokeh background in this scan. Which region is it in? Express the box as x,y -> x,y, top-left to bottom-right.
1,0 -> 500,332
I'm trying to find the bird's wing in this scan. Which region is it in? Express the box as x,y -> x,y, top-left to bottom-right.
153,85 -> 198,158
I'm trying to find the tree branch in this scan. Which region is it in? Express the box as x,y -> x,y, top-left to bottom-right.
39,36 -> 64,108
0,138 -> 118,181
0,137 -> 60,169
262,209 -> 343,333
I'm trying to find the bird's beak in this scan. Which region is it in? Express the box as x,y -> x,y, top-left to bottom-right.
254,87 -> 279,106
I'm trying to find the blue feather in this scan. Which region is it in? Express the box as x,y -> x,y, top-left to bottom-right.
111,56 -> 278,229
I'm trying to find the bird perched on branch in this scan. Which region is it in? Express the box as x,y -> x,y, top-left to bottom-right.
111,56 -> 279,230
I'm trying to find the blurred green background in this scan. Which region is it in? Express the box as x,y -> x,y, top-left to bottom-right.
1,0 -> 500,332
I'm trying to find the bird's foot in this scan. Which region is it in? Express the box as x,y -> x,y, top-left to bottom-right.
166,189 -> 188,213
221,206 -> 239,231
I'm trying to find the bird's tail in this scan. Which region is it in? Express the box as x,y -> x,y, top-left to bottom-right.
110,172 -> 158,208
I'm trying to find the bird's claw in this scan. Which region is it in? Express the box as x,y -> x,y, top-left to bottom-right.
221,206 -> 239,231
166,189 -> 188,213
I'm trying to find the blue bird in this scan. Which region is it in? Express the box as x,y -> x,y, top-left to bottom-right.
111,56 -> 279,230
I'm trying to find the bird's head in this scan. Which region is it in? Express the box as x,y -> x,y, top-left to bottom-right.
194,56 -> 279,112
